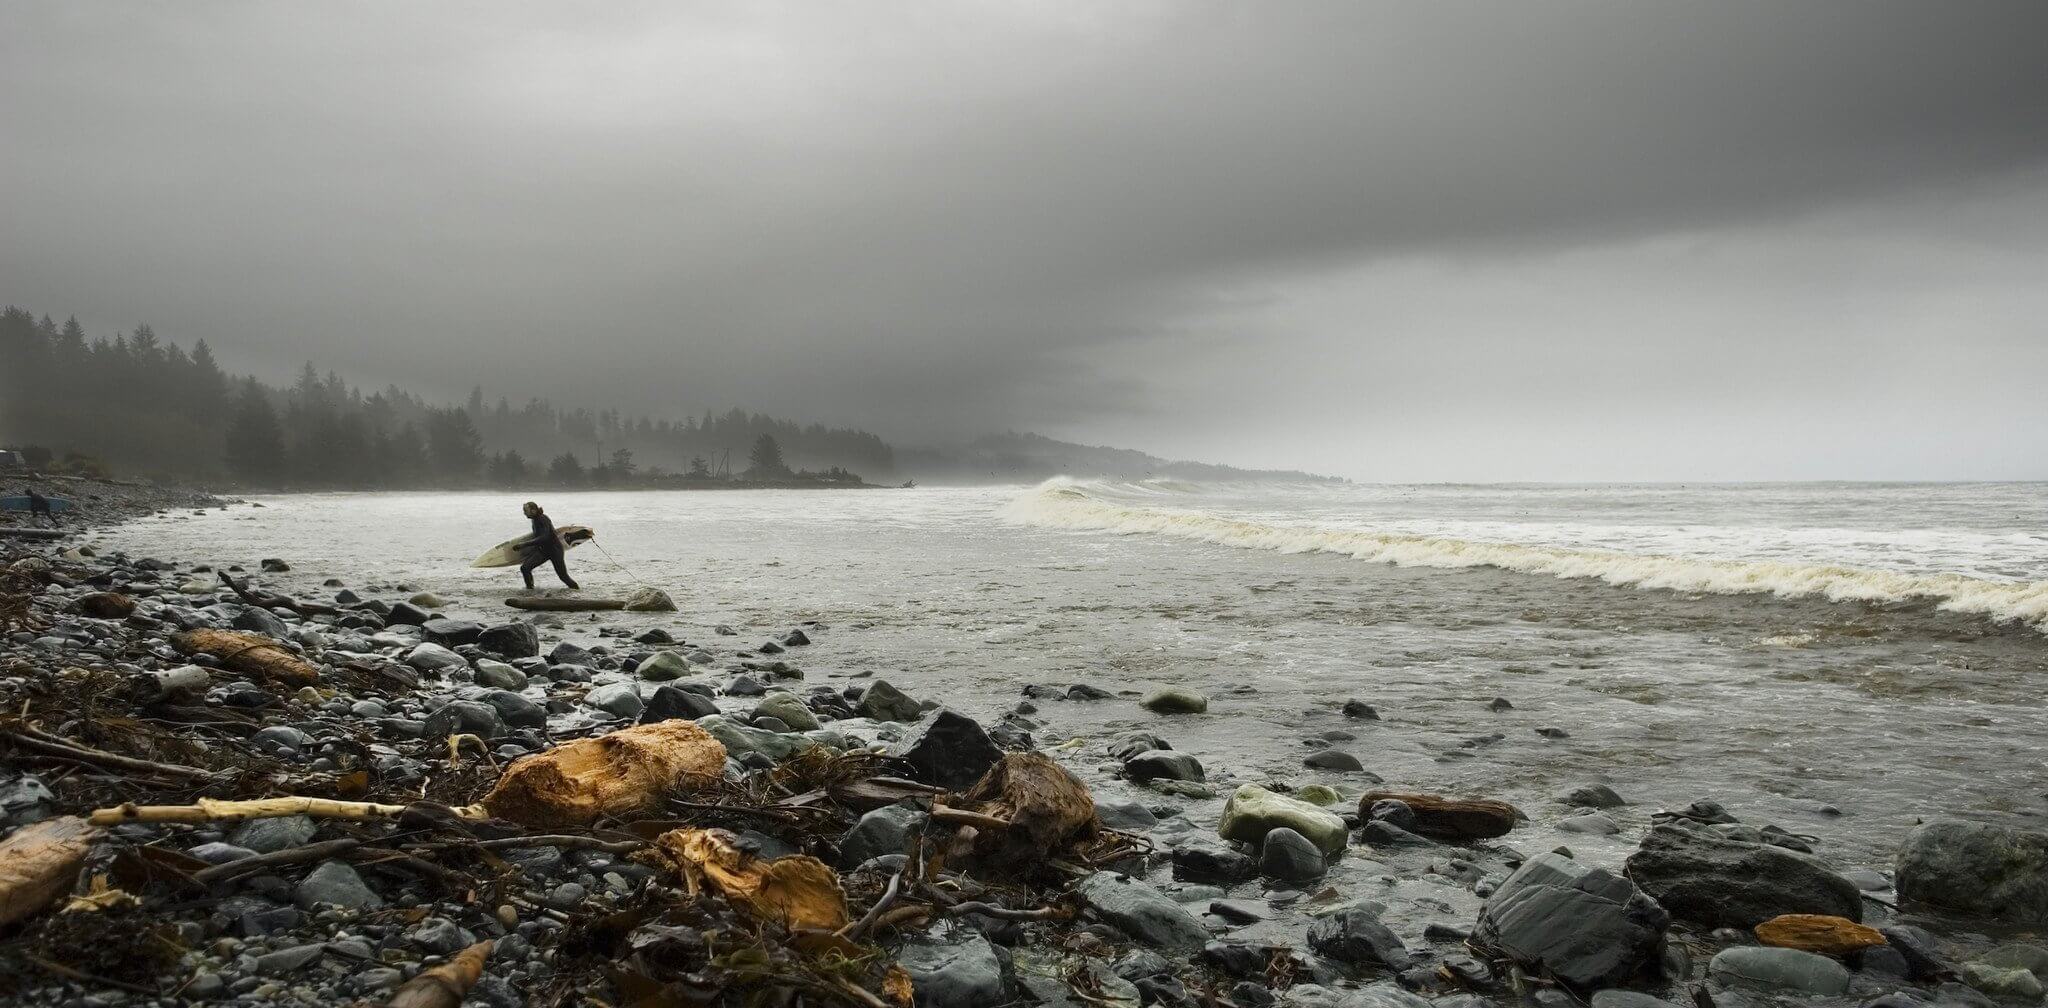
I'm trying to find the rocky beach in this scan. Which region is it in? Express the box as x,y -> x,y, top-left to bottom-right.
0,493 -> 2045,1008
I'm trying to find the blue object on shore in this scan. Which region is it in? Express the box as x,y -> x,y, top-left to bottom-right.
0,495 -> 71,512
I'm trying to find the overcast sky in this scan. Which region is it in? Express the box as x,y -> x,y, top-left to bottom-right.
5,1 -> 2047,480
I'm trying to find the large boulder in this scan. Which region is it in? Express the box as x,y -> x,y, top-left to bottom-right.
422,700 -> 508,739
1308,906 -> 1412,971
1625,823 -> 1861,929
1076,872 -> 1212,951
641,685 -> 719,722
857,680 -> 923,722
405,642 -> 468,673
753,691 -> 821,732
636,651 -> 693,681
885,708 -> 1002,790
421,619 -> 484,648
1124,751 -> 1205,783
1472,851 -> 1670,991
476,622 -> 540,658
1896,820 -> 2048,922
1220,785 -> 1348,856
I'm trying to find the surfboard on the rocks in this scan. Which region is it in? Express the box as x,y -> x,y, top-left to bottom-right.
471,525 -> 593,568
0,495 -> 72,513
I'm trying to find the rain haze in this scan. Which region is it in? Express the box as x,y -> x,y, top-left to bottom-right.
6,0 -> 2048,480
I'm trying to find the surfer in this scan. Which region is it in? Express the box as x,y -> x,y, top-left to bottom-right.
518,501 -> 579,590
24,488 -> 58,527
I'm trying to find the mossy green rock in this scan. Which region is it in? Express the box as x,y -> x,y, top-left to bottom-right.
1296,785 -> 1343,807
754,691 -> 821,732
1220,784 -> 1348,855
1141,688 -> 1208,714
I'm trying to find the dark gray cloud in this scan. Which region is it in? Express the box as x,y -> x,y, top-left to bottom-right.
4,1 -> 2046,477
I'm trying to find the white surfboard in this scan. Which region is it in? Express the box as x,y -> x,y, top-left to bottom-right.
471,525 -> 594,568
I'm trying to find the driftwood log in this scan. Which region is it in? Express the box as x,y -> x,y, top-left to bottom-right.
1357,790 -> 1523,840
0,816 -> 101,927
955,752 -> 1097,866
503,596 -> 624,612
217,570 -> 337,616
476,721 -> 726,828
172,628 -> 321,687
383,940 -> 494,1008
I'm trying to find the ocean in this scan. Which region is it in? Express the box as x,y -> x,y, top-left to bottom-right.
97,479 -> 2048,913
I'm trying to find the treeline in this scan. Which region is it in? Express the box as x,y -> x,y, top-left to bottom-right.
0,307 -> 894,486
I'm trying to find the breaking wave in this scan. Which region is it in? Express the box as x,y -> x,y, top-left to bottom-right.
999,480 -> 2048,632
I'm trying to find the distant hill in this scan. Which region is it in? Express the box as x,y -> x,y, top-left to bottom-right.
900,431 -> 1345,485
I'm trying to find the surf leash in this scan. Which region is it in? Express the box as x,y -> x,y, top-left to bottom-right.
590,538 -> 661,594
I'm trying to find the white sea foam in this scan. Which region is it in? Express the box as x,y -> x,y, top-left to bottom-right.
999,480 -> 2048,632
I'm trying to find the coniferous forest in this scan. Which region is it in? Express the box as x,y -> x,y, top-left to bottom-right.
0,307 -> 893,487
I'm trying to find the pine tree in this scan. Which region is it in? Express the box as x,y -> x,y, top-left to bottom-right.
547,452 -> 585,485
224,379 -> 287,480
746,434 -> 788,477
425,407 -> 484,480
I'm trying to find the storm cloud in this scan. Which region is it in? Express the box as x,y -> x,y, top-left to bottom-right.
5,1 -> 2046,479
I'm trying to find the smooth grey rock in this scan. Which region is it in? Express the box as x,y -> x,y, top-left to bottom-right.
232,816 -> 317,854
472,659 -> 528,690
1474,851 -> 1670,990
1283,983 -> 1430,1008
1708,947 -> 1850,995
1565,785 -> 1627,809
1078,871 -> 1213,951
584,682 -> 644,718
1627,822 -> 1862,928
897,934 -> 1008,1008
1897,820 -> 2048,923
477,622 -> 540,658
1960,962 -> 2045,1001
405,642 -> 467,672
253,943 -> 325,975
1096,797 -> 1159,832
1172,840 -> 1256,883
858,680 -> 923,722
293,860 -> 382,910
1557,810 -> 1622,835
1977,943 -> 2048,982
1125,750 -> 1205,783
233,605 -> 290,637
839,804 -> 927,868
1304,750 -> 1364,771
422,699 -> 507,739
641,684 -> 719,722
1260,827 -> 1328,882
421,619 -> 484,648
697,714 -> 820,761
1308,906 -> 1411,970
1591,993 -> 1684,1008
480,688 -> 546,728
636,650 -> 693,681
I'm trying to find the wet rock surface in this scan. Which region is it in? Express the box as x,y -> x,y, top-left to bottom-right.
0,513 -> 2037,1008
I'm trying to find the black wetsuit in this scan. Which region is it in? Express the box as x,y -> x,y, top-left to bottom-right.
519,512 -> 578,589
26,490 -> 57,527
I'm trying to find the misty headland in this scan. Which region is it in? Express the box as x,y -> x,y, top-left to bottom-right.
0,306 -> 1338,491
